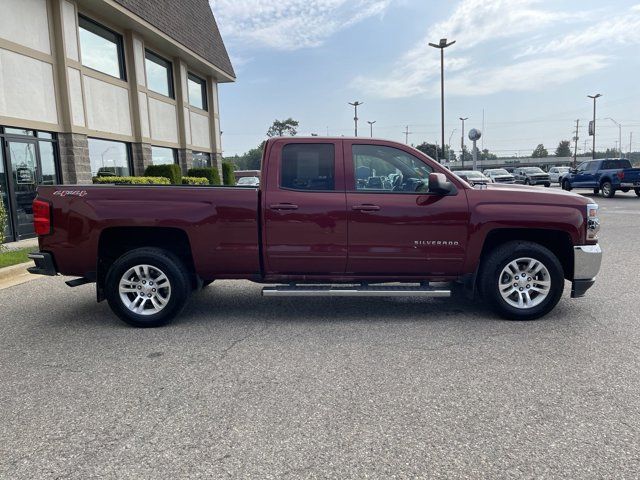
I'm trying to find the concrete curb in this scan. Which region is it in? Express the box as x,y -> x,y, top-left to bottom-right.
0,261 -> 40,290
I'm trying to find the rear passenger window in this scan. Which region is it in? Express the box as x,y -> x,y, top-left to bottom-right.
281,144 -> 335,191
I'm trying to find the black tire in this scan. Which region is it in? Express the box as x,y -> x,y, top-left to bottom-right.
479,241 -> 564,320
621,188 -> 630,193
635,188 -> 640,197
544,183 -> 550,188
105,247 -> 191,327
524,178 -> 530,185
562,180 -> 572,191
593,188 -> 599,195
600,181 -> 615,198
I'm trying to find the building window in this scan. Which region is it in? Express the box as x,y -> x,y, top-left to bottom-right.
88,138 -> 131,177
145,51 -> 174,98
192,151 -> 211,168
187,74 -> 207,110
151,146 -> 176,165
79,16 -> 125,79
281,144 -> 335,191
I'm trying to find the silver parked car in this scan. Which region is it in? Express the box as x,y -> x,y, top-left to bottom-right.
548,166 -> 571,184
483,168 -> 516,184
455,170 -> 491,186
236,176 -> 260,186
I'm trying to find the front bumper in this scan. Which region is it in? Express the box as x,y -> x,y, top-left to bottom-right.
27,252 -> 57,276
571,244 -> 602,298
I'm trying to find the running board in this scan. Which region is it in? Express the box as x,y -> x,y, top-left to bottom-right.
262,285 -> 451,297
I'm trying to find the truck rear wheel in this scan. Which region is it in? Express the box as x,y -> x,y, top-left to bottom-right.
635,188 -> 640,197
480,241 -> 564,320
105,248 -> 190,327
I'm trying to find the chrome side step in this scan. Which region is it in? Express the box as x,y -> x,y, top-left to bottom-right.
262,284 -> 451,297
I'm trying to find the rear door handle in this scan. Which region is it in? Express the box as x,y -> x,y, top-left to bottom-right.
352,204 -> 381,211
269,203 -> 299,211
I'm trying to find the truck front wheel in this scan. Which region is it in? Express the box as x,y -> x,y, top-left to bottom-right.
480,241 -> 564,320
562,180 -> 572,191
105,248 -> 191,327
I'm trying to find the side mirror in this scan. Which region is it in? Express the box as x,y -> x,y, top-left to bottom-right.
428,172 -> 455,195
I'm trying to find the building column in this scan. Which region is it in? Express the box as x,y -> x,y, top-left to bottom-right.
177,148 -> 193,173
131,142 -> 152,175
58,133 -> 91,184
207,78 -> 223,173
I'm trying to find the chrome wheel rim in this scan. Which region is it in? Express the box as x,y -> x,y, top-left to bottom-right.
119,264 -> 171,315
498,257 -> 551,309
602,183 -> 611,196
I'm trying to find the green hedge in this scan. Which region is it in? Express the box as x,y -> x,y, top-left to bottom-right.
222,161 -> 236,186
187,167 -> 221,185
92,176 -> 170,185
144,164 -> 182,184
182,176 -> 209,185
0,192 -> 7,247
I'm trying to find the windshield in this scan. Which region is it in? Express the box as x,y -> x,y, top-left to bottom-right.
558,167 -> 570,172
524,167 -> 544,174
487,169 -> 510,176
457,171 -> 484,179
237,177 -> 258,184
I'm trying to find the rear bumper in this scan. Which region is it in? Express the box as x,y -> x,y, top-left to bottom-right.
571,244 -> 602,298
620,182 -> 640,188
27,252 -> 57,276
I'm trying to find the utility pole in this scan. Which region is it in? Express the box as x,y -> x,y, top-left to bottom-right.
588,93 -> 601,160
448,128 -> 456,163
367,120 -> 376,138
630,132 -> 633,158
403,125 -> 412,144
573,119 -> 579,168
348,101 -> 363,137
606,117 -> 622,158
459,117 -> 468,166
428,38 -> 456,163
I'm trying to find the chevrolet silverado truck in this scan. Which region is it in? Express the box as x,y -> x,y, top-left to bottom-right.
562,158 -> 640,198
28,138 -> 602,327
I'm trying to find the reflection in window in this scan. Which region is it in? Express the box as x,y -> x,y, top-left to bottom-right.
151,146 -> 176,165
352,144 -> 433,192
192,151 -> 211,168
88,138 -> 130,177
4,127 -> 35,136
281,144 -> 335,191
38,141 -> 58,185
79,16 -> 124,79
188,74 -> 207,110
145,51 -> 173,97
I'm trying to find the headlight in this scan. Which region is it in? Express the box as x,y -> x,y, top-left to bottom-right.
587,203 -> 600,241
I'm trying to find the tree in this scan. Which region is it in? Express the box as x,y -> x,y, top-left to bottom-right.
480,148 -> 497,161
415,142 -> 443,161
531,144 -> 548,158
266,118 -> 299,137
555,140 -> 572,157
226,146 -> 263,171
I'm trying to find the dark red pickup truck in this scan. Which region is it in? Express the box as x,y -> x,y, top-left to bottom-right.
28,137 -> 602,327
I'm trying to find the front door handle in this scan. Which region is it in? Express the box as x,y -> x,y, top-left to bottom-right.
269,203 -> 299,211
352,204 -> 381,211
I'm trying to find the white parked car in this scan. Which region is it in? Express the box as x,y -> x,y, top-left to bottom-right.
548,166 -> 571,184
237,176 -> 260,186
483,168 -> 516,184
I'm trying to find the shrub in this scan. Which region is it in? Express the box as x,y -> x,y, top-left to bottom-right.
222,161 -> 236,186
0,193 -> 7,248
92,176 -> 170,185
144,164 -> 182,184
181,176 -> 209,185
187,167 -> 221,185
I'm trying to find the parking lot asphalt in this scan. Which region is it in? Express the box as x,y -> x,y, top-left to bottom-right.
1,191 -> 639,479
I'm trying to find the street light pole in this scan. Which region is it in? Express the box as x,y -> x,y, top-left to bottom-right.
588,94 -> 601,160
367,120 -> 376,138
348,101 -> 363,137
606,117 -> 622,158
448,128 -> 456,162
429,38 -> 456,163
459,117 -> 468,167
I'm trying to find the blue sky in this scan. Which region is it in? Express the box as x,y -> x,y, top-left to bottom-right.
211,0 -> 640,157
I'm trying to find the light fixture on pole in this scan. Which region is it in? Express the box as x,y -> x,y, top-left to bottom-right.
459,117 -> 468,166
605,117 -> 622,158
367,120 -> 376,138
587,94 -> 601,160
429,38 -> 456,163
348,101 -> 363,137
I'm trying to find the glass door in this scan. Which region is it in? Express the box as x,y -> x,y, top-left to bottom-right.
0,149 -> 12,242
5,139 -> 39,238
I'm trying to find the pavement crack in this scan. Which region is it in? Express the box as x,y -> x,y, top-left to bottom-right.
218,321 -> 271,361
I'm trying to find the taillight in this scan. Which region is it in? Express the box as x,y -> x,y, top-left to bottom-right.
617,170 -> 624,180
32,199 -> 52,236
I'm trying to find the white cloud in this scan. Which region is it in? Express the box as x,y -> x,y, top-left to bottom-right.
210,0 -> 392,51
351,0 -> 624,99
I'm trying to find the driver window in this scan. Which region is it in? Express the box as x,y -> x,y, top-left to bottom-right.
352,145 -> 432,192
577,162 -> 587,172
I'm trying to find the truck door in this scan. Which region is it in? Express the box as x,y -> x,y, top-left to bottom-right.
344,141 -> 469,276
263,139 -> 347,275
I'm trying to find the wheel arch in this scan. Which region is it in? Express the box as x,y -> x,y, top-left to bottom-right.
97,227 -> 198,301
